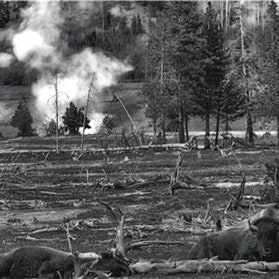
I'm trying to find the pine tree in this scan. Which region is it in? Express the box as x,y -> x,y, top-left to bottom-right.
257,0 -> 279,146
101,114 -> 115,133
220,79 -> 246,135
137,14 -> 144,34
166,1 -> 206,143
131,15 -> 138,36
169,1 -> 224,148
202,2 -> 229,147
227,1 -> 260,146
62,102 -> 91,135
143,7 -> 175,143
11,99 -> 35,137
0,2 -> 10,29
44,119 -> 57,136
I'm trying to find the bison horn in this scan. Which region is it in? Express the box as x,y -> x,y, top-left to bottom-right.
248,219 -> 259,234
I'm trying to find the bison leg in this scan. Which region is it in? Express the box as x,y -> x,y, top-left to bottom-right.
234,251 -> 259,261
9,262 -> 39,279
38,260 -> 73,279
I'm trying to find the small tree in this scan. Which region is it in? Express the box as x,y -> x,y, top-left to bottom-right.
11,99 -> 35,137
44,119 -> 57,136
62,102 -> 91,135
102,114 -> 115,133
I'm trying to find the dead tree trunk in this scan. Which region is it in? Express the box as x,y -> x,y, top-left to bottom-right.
153,117 -> 157,138
130,259 -> 279,275
160,115 -> 167,144
169,152 -> 183,195
101,0 -> 105,44
184,112 -> 189,142
54,71 -> 59,154
81,74 -> 95,152
114,92 -> 142,146
159,31 -> 167,145
239,3 -> 254,146
215,105 -> 221,147
179,105 -> 185,143
204,110 -> 211,149
246,95 -> 254,146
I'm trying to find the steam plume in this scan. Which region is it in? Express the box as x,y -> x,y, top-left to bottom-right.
11,1 -> 131,134
0,53 -> 13,68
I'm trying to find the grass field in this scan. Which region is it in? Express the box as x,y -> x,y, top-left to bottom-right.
0,134 -> 278,277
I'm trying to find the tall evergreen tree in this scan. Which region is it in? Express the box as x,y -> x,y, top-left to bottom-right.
0,2 -> 10,29
257,0 -> 279,146
220,78 -> 246,135
205,2 -> 227,147
227,1 -> 261,146
189,2 -> 227,148
11,99 -> 35,137
143,7 -> 175,143
62,102 -> 91,135
166,1 -> 206,143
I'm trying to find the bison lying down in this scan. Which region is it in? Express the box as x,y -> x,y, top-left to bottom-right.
189,206 -> 279,261
0,246 -> 74,278
0,246 -> 131,278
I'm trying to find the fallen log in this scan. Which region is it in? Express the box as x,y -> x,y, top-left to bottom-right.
130,259 -> 279,275
125,240 -> 185,251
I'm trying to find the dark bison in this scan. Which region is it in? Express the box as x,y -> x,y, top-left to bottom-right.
0,246 -> 131,278
0,246 -> 74,278
188,206 -> 279,261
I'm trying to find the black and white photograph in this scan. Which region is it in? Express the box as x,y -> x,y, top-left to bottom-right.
1,0 -> 279,278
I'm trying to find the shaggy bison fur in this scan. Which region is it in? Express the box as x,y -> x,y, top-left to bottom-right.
188,206 -> 279,261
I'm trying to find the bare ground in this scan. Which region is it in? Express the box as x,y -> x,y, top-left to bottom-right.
0,135 -> 278,278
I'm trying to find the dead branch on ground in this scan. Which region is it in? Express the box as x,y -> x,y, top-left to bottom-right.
184,136 -> 198,150
226,172 -> 247,211
130,259 -> 279,275
96,199 -> 122,221
93,199 -> 131,277
125,240 -> 185,251
216,141 -> 235,157
169,152 -> 183,195
65,222 -> 81,278
169,152 -> 202,195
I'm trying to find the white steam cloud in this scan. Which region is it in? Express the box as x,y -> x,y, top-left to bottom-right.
11,1 -> 132,134
0,53 -> 13,68
13,1 -> 62,70
0,102 -> 14,124
86,112 -> 104,135
13,30 -> 55,66
110,3 -> 146,28
32,49 -> 131,134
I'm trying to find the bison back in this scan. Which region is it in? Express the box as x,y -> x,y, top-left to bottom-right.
188,228 -> 250,260
7,246 -> 73,278
188,234 -> 217,259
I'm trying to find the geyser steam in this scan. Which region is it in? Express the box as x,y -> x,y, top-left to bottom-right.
11,1 -> 132,134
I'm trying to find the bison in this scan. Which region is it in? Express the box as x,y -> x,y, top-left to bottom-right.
188,206 -> 279,261
0,246 -> 74,278
0,246 -> 131,278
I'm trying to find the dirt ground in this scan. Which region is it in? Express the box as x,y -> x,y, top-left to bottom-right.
0,135 -> 278,278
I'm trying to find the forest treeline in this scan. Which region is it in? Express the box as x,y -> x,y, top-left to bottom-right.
1,1 -> 279,147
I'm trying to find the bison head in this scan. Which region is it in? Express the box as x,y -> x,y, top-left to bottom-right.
249,218 -> 279,261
